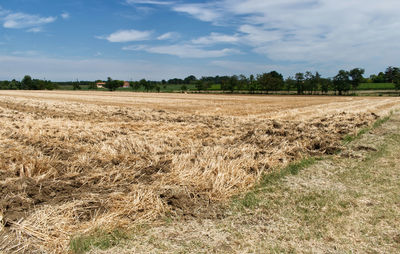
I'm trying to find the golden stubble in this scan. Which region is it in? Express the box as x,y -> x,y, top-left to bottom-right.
0,91 -> 399,253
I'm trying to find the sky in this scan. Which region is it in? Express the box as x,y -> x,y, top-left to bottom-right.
0,0 -> 399,81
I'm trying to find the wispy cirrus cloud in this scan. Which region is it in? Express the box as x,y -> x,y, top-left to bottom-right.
98,29 -> 153,42
27,27 -> 43,33
172,3 -> 220,23
157,32 -> 180,40
61,12 -> 70,20
192,32 -> 240,45
123,44 -> 240,58
2,12 -> 56,29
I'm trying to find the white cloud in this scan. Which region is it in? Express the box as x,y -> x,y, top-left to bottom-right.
27,27 -> 43,33
168,0 -> 400,75
61,12 -> 70,19
3,12 -> 56,29
157,32 -> 180,40
101,29 -> 152,42
192,32 -> 240,45
123,44 -> 240,58
173,4 -> 220,22
126,0 -> 174,5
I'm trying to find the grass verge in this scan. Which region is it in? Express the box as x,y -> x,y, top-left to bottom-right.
70,229 -> 129,254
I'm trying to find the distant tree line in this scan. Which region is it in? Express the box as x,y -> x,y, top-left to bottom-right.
1,66 -> 399,93
0,75 -> 58,90
123,66 -> 400,94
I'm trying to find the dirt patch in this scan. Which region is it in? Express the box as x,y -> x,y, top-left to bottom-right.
0,177 -> 85,225
159,188 -> 225,219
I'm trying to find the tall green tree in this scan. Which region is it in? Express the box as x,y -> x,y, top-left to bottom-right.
333,70 -> 351,95
393,71 -> 400,91
237,74 -> 248,91
21,75 -> 33,90
248,74 -> 257,94
320,78 -> 331,94
349,68 -> 365,91
105,77 -> 123,91
295,72 -> 304,94
139,79 -> 150,92
221,76 -> 237,93
385,66 -> 400,83
257,73 -> 269,94
285,77 -> 295,93
304,71 -> 315,94
184,75 -> 197,84
257,71 -> 283,94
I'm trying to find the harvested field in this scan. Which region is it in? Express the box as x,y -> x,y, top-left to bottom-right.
0,91 -> 399,253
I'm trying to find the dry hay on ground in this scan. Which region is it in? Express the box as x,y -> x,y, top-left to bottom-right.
0,91 -> 398,253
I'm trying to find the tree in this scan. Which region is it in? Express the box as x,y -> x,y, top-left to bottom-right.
295,72 -> 304,94
195,80 -> 205,92
257,73 -> 269,94
73,80 -> 81,90
314,72 -> 321,94
21,75 -> 33,90
184,75 -> 197,84
139,79 -> 150,92
371,72 -> 386,83
130,81 -> 141,91
320,78 -> 331,94
221,76 -> 237,93
248,74 -> 257,94
285,77 -> 295,93
349,68 -> 365,91
237,74 -> 248,91
304,71 -> 314,94
256,71 -> 283,94
268,71 -> 284,92
161,79 -> 167,89
105,77 -> 123,91
333,70 -> 351,95
393,71 -> 400,92
385,66 -> 400,83
199,77 -> 212,92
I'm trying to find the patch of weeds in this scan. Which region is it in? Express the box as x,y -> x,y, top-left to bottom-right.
70,229 -> 129,254
373,114 -> 391,128
233,158 -> 318,210
343,112 -> 393,144
261,158 -> 318,186
343,127 -> 369,144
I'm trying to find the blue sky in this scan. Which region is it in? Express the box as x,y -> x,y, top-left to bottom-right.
0,0 -> 399,81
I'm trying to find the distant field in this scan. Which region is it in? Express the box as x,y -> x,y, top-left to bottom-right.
0,91 -> 399,252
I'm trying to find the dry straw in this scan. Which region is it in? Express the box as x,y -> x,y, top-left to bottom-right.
0,91 -> 398,252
